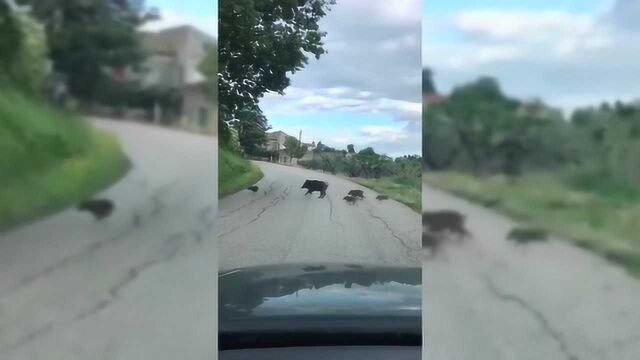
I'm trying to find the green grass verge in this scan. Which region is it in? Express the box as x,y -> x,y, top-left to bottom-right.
219,148 -> 264,198
0,89 -> 129,232
424,171 -> 640,277
351,176 -> 421,212
0,128 -> 129,231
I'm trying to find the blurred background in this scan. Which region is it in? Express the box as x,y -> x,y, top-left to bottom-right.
422,1 -> 640,359
1,0 -> 218,358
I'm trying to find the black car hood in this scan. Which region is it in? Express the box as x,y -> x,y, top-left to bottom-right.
219,263 -> 422,350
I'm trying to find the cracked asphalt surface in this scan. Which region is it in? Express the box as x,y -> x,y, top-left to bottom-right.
422,182 -> 640,360
0,118 -> 218,359
218,161 -> 423,271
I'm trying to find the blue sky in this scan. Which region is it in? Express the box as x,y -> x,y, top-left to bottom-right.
423,0 -> 640,112
144,0 -> 217,37
259,0 -> 422,157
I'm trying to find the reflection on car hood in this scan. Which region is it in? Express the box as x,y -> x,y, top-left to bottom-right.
219,263 -> 421,335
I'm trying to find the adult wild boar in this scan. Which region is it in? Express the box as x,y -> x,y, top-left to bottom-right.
423,210 -> 470,238
301,179 -> 328,198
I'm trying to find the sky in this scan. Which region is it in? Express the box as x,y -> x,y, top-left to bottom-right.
258,0 -> 422,158
142,0 -> 218,37
423,0 -> 640,113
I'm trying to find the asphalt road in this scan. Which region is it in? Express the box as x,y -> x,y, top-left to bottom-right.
218,161 -> 423,271
422,182 -> 640,360
0,118 -> 218,359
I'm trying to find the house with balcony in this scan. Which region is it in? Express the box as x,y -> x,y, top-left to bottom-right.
127,25 -> 217,134
263,130 -> 316,164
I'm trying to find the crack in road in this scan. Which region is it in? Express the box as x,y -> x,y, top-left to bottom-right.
219,182 -> 276,219
109,233 -> 184,300
2,323 -> 54,354
2,225 -> 137,298
2,233 -> 188,354
2,182 -> 184,298
481,275 -> 579,360
367,208 -> 420,253
326,194 -> 345,230
219,188 -> 287,239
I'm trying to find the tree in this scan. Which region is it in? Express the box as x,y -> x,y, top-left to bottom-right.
19,0 -> 158,101
0,5 -> 47,94
314,141 -> 337,153
358,147 -> 377,156
233,106 -> 270,155
285,136 -> 307,159
218,0 -> 335,146
347,144 -> 355,153
423,104 -> 459,170
422,67 -> 437,95
0,2 -> 22,75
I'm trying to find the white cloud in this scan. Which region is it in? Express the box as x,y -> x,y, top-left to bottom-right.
325,87 -> 351,96
380,34 -> 420,52
448,9 -> 613,61
261,87 -> 420,123
360,126 -> 409,143
425,1 -> 640,112
141,9 -> 217,37
453,10 -> 596,43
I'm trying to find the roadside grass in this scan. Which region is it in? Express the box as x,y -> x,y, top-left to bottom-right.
351,176 -> 421,213
424,171 -> 640,277
219,148 -> 264,198
0,89 -> 129,231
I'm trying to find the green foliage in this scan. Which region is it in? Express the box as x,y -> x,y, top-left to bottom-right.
422,67 -> 436,95
0,2 -> 21,71
423,73 -> 624,180
284,136 -> 307,159
0,88 -> 128,230
352,177 -> 421,213
0,7 -> 47,94
233,107 -> 270,155
21,0 -> 157,101
507,227 -> 549,243
218,0 -> 335,146
347,144 -> 355,153
0,88 -> 91,183
314,141 -> 338,153
219,148 -> 263,197
299,150 -> 421,181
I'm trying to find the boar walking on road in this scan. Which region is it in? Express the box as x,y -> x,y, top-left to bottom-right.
301,179 -> 328,198
343,195 -> 358,205
78,199 -> 115,221
423,210 -> 471,239
347,190 -> 365,199
247,185 -> 259,192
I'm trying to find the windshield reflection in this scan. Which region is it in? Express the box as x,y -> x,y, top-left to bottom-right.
219,264 -> 421,318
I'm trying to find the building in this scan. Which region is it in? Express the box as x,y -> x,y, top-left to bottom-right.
128,25 -> 217,134
263,130 -> 316,164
